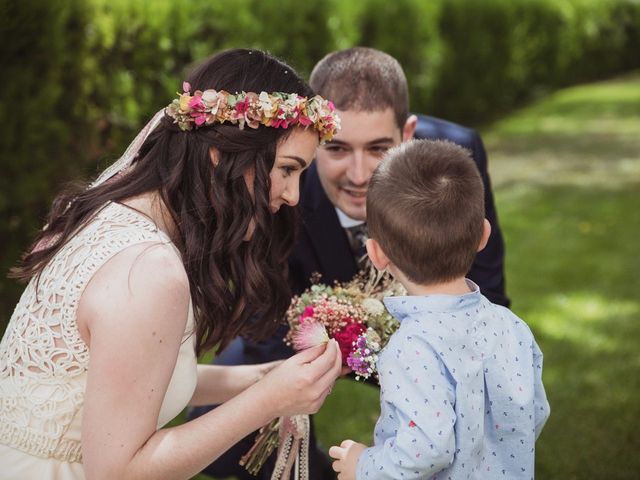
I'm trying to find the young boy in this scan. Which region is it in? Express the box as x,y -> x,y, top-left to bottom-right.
329,140 -> 550,479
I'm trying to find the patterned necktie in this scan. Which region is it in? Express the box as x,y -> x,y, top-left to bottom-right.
345,223 -> 368,270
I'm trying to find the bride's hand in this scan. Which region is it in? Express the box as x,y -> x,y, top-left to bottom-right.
254,339 -> 342,418
256,360 -> 283,380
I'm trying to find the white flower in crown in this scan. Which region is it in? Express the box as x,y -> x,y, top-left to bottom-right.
201,89 -> 218,104
258,91 -> 275,118
204,90 -> 228,120
304,102 -> 320,123
362,298 -> 385,316
284,93 -> 300,109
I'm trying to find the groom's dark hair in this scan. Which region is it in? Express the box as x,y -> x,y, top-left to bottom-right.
310,47 -> 409,130
367,140 -> 486,284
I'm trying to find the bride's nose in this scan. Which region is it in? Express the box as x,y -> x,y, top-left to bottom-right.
281,182 -> 300,207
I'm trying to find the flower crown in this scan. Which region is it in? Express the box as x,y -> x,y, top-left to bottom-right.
165,82 -> 340,142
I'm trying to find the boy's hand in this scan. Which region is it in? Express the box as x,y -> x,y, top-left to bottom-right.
329,440 -> 367,480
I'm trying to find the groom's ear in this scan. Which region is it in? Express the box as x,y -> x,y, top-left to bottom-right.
366,238 -> 390,271
402,115 -> 418,142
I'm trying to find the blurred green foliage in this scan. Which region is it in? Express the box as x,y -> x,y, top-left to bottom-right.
1,0 -> 639,328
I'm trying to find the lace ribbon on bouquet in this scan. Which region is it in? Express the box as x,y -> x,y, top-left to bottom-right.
240,414 -> 310,480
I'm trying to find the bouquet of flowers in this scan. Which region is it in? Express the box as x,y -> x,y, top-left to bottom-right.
286,269 -> 404,381
240,269 -> 404,478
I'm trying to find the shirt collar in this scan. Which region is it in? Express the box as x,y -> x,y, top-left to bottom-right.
383,279 -> 482,322
335,208 -> 365,229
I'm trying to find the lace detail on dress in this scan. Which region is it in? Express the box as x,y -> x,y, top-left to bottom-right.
0,202 -> 173,462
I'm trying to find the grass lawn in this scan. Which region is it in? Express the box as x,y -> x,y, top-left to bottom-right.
195,71 -> 640,479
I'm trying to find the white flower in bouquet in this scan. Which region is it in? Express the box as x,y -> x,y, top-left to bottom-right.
362,298 -> 385,316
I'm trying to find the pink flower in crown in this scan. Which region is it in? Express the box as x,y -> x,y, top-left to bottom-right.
189,94 -> 205,111
298,115 -> 313,127
193,113 -> 207,126
235,97 -> 250,115
188,95 -> 207,125
243,93 -> 262,129
271,118 -> 289,129
288,106 -> 304,126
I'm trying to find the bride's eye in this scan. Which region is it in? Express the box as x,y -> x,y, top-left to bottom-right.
281,166 -> 296,177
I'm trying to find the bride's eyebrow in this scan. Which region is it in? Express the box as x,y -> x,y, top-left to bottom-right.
282,155 -> 308,168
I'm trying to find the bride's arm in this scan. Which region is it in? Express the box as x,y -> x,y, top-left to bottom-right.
190,361 -> 281,406
78,243 -> 340,480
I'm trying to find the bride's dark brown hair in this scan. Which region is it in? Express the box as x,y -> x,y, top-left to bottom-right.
12,49 -> 314,355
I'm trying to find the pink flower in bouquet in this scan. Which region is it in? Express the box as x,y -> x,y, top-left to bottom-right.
347,328 -> 382,380
333,321 -> 366,363
291,320 -> 329,351
285,273 -> 402,378
300,306 -> 315,321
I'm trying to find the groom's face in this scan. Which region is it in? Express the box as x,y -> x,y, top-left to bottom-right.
315,108 -> 403,221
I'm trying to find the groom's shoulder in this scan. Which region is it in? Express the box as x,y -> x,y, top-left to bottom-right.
414,114 -> 479,149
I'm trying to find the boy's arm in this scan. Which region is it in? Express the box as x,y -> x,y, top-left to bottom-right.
356,337 -> 457,479
532,340 -> 550,438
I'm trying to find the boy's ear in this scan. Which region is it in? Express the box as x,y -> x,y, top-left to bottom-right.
209,147 -> 220,167
402,114 -> 418,142
366,238 -> 390,271
477,219 -> 492,252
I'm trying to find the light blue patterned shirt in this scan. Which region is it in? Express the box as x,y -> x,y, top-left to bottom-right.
357,280 -> 549,480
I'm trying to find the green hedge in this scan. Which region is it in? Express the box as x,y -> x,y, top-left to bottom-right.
1,0 -> 639,327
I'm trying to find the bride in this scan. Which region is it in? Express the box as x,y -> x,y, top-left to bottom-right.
0,48 -> 342,479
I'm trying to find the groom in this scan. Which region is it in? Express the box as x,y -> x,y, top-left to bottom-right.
191,47 -> 509,479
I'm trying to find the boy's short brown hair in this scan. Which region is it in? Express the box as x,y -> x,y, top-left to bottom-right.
367,139 -> 485,285
309,47 -> 409,130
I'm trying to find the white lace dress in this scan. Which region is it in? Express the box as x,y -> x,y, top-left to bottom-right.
0,202 -> 198,479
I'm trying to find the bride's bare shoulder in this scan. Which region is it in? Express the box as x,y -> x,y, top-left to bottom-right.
77,241 -> 190,344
